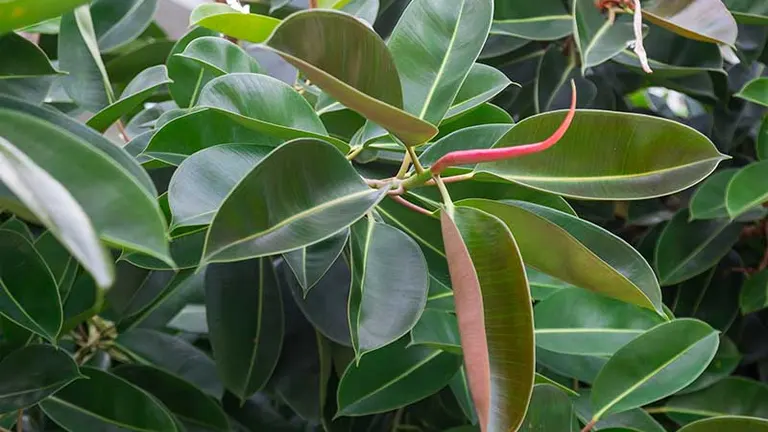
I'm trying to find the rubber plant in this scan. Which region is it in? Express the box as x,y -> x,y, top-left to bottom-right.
1,0 -> 767,431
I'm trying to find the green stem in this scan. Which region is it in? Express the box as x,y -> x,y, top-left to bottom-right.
435,176 -> 454,217
400,169 -> 433,190
406,146 -> 425,174
188,69 -> 205,107
346,146 -> 364,161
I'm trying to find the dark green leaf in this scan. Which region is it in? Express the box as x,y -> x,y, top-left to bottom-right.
409,309 -> 461,354
735,78 -> 768,106
723,0 -> 768,24
0,0 -> 89,35
443,63 -> 512,121
283,229 -> 348,295
679,335 -> 740,395
643,0 -> 738,46
677,416 -> 768,432
90,0 -> 158,52
741,269 -> 768,314
726,160 -> 768,218
491,0 -> 572,40
0,32 -> 60,78
573,0 -> 635,72
665,377 -> 768,424
573,390 -> 667,432
519,384 -> 579,432
166,26 -> 218,108
758,117 -> 768,160
174,36 -> 263,77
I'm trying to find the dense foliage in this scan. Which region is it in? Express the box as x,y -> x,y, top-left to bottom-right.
1,0 -> 768,431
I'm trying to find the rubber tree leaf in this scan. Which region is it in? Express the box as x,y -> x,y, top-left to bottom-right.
0,136 -> 113,288
643,0 -> 738,46
534,288 -> 665,357
441,206 -> 534,432
336,337 -> 461,416
726,160 -> 768,218
0,32 -> 61,78
116,329 -> 223,398
722,0 -> 768,24
690,169 -> 740,220
283,229 -> 348,295
174,36 -> 263,77
758,117 -> 768,160
206,258 -> 284,401
61,272 -> 103,335
195,73 -> 347,151
573,0 -> 635,73
665,377 -> 768,425
677,417 -> 768,432
528,268 -> 578,301
443,63 -> 513,122
491,0 -> 572,40
0,0 -> 90,35
90,0 -> 158,52
104,263 -> 175,326
113,364 -> 230,432
475,110 -> 726,200
573,390 -> 667,432
348,217 -> 429,358
0,344 -> 82,414
519,384 -> 579,432
41,367 -> 177,432
0,230 -> 62,341
655,210 -> 742,286
324,0 -> 380,25
741,269 -> 768,314
203,139 -> 387,263
589,319 -> 719,421
58,6 -> 114,112
535,45 -> 597,114
462,199 -> 663,314
0,107 -> 172,265
386,0 -> 492,125
166,26 -> 218,108
410,308 -> 461,354
168,144 -> 272,230
87,65 -> 172,132
679,335 -> 740,395
191,7 -> 437,146
735,78 -> 768,107
121,229 -> 206,271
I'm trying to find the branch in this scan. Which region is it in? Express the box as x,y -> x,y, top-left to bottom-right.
580,419 -> 597,432
389,195 -> 432,216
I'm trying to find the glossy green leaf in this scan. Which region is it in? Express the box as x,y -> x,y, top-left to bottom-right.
0,344 -> 81,414
758,117 -> 768,160
475,110 -> 725,200
113,364 -> 230,432
0,136 -> 113,288
679,335 -> 740,394
442,206 -> 534,431
0,107 -> 172,265
573,0 -> 635,72
122,229 -> 206,271
336,337 -> 461,416
349,216 -> 428,357
320,0 -> 380,25
61,272 -> 103,334
534,288 -> 665,356
41,367 -> 177,432
690,169 -> 741,220
386,0 -> 493,124
90,0 -> 158,52
87,65 -> 172,132
196,73 -> 347,151
590,319 -> 719,420
283,229 -> 348,295
491,0 -> 572,40
528,268 -> 578,301
0,229 -> 61,340
192,7 -> 437,146
410,309 -> 461,354
174,36 -> 263,77
462,199 -> 663,313
206,258 -> 284,400
203,139 -> 387,263
519,384 -> 579,432
741,269 -> 768,314
655,210 -> 742,286
735,78 -> 768,107
450,367 -> 478,424
443,63 -> 512,121
573,390 -> 667,432
0,32 -> 60,78
166,26 -> 218,108
105,264 -> 174,325
116,328 -> 223,398
677,416 -> 768,432
168,144 -> 272,229
643,0 -> 738,46
723,0 -> 768,24
665,377 -> 768,424
0,0 -> 89,35
535,45 -> 597,113
726,160 -> 768,218
58,6 -> 114,112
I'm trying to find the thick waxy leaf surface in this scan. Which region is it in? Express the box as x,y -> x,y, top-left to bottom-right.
90,0 -> 158,52
444,63 -> 512,121
116,329 -> 223,398
41,367 -> 177,432
0,229 -> 61,340
573,0 -> 634,72
409,308 -> 461,353
283,229 -> 348,295
723,0 -> 768,24
491,0 -> 572,40
113,364 -> 230,432
643,0 -> 738,46
174,36 -> 263,77
206,259 -> 283,400
336,338 -> 461,416
386,0 -> 493,125
442,206 -> 534,432
203,139 -> 386,263
349,217 -> 428,357
590,319 -> 719,420
726,160 -> 768,218
0,0 -> 90,35
0,344 -> 81,414
690,169 -> 739,220
535,46 -> 596,114
655,210 -> 742,286
0,107 -> 171,265
477,110 -> 725,200
679,335 -> 740,394
664,377 -> 768,424
168,144 -> 272,229
574,390 -> 667,432
166,26 -> 218,108
192,7 -> 437,146
741,269 -> 768,314
0,33 -> 60,78
462,199 -> 663,313
190,4 -> 280,42
534,289 -> 665,356
519,384 -> 579,432
736,78 -> 768,107
87,65 -> 172,132
58,7 -> 114,112
678,417 -> 768,432
0,137 -> 112,288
